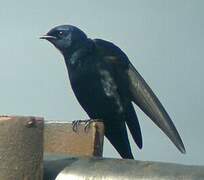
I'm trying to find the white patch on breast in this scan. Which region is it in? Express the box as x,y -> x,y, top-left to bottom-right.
100,70 -> 123,113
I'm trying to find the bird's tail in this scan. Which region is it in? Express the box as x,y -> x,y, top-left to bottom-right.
104,121 -> 134,159
125,103 -> 143,149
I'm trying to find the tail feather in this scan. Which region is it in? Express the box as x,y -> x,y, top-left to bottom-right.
126,103 -> 143,149
104,121 -> 134,159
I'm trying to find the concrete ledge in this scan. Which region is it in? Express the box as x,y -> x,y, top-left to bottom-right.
44,120 -> 104,157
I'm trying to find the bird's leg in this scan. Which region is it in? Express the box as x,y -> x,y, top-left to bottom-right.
84,119 -> 103,132
84,119 -> 95,132
72,119 -> 92,132
72,119 -> 100,132
72,120 -> 84,132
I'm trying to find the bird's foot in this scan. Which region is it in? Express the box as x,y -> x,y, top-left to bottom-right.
84,119 -> 96,132
72,120 -> 84,132
72,119 -> 98,132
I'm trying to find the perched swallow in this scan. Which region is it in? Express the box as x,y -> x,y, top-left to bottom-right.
41,25 -> 186,159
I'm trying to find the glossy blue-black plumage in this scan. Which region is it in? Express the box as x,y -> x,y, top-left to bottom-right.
41,25 -> 186,159
65,38 -> 142,158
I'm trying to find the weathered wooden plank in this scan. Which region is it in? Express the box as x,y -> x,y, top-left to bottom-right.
0,116 -> 44,180
44,120 -> 104,157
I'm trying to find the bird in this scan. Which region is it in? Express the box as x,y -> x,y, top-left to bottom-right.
40,25 -> 186,159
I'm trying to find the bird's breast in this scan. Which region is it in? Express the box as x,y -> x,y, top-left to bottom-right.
68,61 -> 125,118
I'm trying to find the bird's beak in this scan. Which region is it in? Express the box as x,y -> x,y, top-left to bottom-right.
39,35 -> 57,40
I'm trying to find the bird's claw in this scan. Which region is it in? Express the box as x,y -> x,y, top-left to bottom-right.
72,120 -> 83,132
84,119 -> 95,132
72,119 -> 95,132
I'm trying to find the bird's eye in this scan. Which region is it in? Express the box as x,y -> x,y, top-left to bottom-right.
58,31 -> 64,37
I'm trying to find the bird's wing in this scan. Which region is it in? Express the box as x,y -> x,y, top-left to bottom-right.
127,63 -> 186,153
94,39 -> 143,150
94,39 -> 186,153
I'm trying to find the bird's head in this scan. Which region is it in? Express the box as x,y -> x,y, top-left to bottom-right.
40,25 -> 87,56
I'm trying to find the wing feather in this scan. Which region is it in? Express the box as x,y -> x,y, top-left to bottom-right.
127,63 -> 186,153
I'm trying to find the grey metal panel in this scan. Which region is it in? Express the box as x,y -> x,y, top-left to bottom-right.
44,155 -> 204,180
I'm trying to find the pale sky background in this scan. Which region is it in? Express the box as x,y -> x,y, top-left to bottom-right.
0,1 -> 203,165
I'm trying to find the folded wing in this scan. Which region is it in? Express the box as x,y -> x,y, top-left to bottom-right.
127,63 -> 186,153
